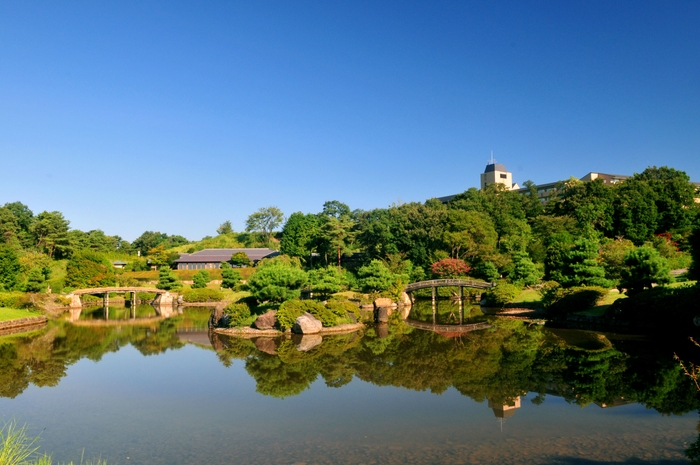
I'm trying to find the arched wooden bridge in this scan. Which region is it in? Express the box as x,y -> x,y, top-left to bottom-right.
403,279 -> 494,304
404,279 -> 494,293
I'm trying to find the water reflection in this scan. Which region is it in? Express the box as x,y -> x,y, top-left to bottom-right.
1,314 -> 699,418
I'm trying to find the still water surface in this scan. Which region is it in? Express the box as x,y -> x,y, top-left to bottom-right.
1,302 -> 699,464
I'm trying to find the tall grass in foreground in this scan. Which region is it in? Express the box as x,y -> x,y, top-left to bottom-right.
1,420 -> 107,465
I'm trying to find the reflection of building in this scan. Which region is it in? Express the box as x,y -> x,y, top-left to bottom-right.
488,397 -> 521,419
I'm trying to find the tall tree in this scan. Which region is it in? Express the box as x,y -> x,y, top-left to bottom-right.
631,166 -> 698,233
245,206 -> 284,245
280,212 -> 321,261
0,244 -> 21,291
31,211 -> 71,259
217,221 -> 233,235
612,179 -> 659,244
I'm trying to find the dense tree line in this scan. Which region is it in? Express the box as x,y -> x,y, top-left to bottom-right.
276,166 -> 699,301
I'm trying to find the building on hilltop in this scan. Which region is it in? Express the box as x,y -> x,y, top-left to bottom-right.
438,159 -> 700,205
480,162 -> 520,191
173,248 -> 279,270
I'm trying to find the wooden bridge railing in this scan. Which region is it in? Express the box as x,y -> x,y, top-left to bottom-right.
404,279 -> 495,293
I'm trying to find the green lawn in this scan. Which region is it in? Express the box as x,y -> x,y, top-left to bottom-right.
512,289 -> 541,305
0,307 -> 42,322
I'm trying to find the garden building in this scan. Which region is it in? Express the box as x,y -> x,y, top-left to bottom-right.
173,248 -> 279,270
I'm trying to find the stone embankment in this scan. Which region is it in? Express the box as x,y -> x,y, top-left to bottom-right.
0,316 -> 48,336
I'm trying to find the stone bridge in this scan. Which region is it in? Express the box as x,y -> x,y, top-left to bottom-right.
66,287 -> 177,308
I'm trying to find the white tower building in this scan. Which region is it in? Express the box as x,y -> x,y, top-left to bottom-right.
480,160 -> 519,191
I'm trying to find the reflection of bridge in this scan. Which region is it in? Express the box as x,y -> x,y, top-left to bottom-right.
405,319 -> 490,337
404,279 -> 494,303
68,303 -> 178,324
66,287 -> 176,308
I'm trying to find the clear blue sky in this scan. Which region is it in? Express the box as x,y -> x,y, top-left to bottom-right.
1,1 -> 698,241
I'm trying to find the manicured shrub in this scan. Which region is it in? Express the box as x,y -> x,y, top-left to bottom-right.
483,283 -> 521,307
191,270 -> 210,289
308,266 -> 345,297
247,260 -> 308,303
357,260 -> 394,293
182,288 -> 224,302
547,286 -> 609,315
156,267 -> 181,291
277,299 -> 326,329
620,246 -> 672,296
221,267 -> 241,289
326,298 -> 360,322
224,302 -> 252,327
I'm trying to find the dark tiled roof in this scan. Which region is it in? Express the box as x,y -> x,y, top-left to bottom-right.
484,163 -> 508,173
173,248 -> 279,263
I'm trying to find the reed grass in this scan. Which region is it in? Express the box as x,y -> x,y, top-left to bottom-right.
0,420 -> 107,465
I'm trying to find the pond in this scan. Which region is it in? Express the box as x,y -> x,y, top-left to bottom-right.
1,303 -> 699,464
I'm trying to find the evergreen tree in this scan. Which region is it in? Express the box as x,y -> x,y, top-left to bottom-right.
191,270 -> 210,289
0,244 -> 21,291
620,246 -> 672,295
156,267 -> 182,291
510,251 -> 542,286
221,266 -> 241,289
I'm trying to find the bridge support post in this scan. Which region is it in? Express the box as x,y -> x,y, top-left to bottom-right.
459,286 -> 463,301
103,293 -> 109,307
459,299 -> 463,325
432,286 -> 436,304
432,299 -> 437,325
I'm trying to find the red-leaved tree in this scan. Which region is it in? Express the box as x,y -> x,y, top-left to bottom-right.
431,258 -> 471,278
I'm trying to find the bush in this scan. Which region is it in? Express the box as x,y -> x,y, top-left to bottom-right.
483,283 -> 521,307
620,246 -> 672,296
308,266 -> 345,297
182,288 -> 224,302
472,261 -> 500,282
224,302 -> 252,327
221,267 -> 241,289
277,299 -> 328,329
191,270 -> 210,289
430,258 -> 471,278
247,260 -> 308,303
65,251 -> 115,289
357,260 -> 394,293
0,291 -> 25,308
326,298 -> 360,322
547,286 -> 609,315
156,267 -> 181,291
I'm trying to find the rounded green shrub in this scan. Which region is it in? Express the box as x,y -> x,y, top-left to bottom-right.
224,302 -> 252,327
182,288 -> 224,302
277,299 -> 329,329
483,283 -> 521,307
326,298 -> 360,322
547,286 -> 609,315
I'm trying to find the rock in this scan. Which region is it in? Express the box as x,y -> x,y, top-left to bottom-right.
254,310 -> 278,330
292,312 -> 323,334
400,292 -> 412,307
209,306 -> 225,329
294,334 -> 323,351
254,337 -> 279,355
374,297 -> 393,309
375,306 -> 389,323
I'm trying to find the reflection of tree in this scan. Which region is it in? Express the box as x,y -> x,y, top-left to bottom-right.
1,317 -> 699,417
0,317 -> 191,398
